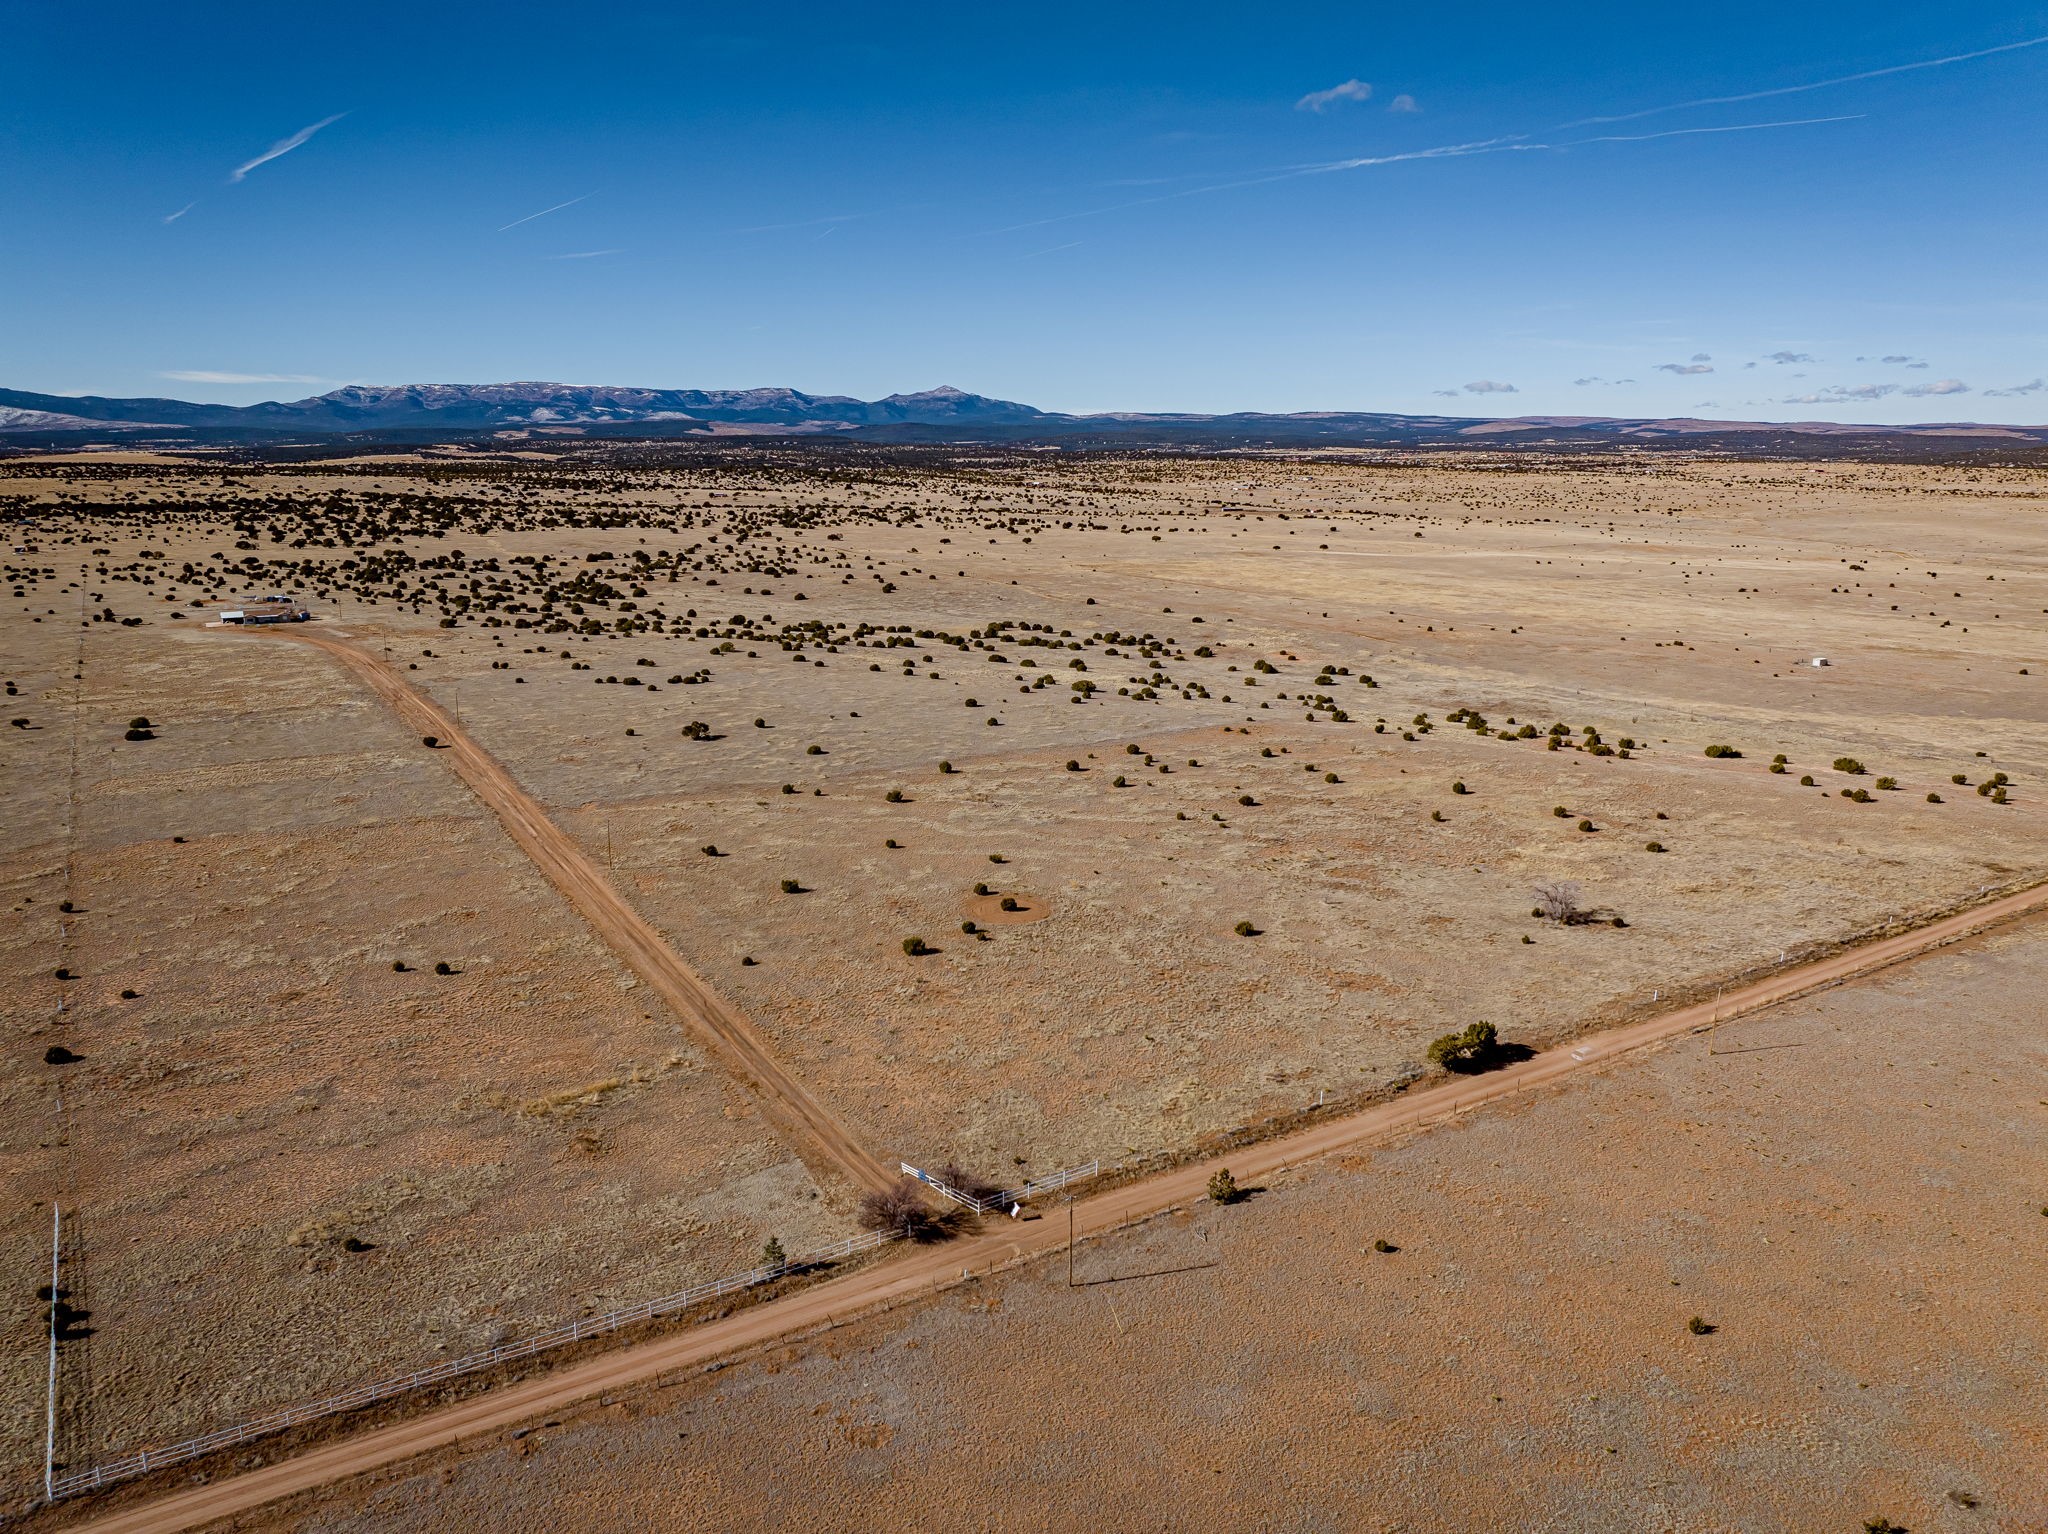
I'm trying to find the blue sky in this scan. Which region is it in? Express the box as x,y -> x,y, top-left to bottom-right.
7,2 -> 2048,421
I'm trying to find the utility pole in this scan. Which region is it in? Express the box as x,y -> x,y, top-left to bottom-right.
1067,1196 -> 1075,1288
605,819 -> 614,871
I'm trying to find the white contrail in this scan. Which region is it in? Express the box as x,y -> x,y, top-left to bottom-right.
229,113 -> 346,182
497,194 -> 591,232
1573,114 -> 1865,145
162,202 -> 195,224
545,248 -> 622,259
980,112 -> 1854,239
1562,32 -> 2048,128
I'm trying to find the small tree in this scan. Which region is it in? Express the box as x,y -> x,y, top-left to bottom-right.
1533,880 -> 1583,924
858,1177 -> 938,1238
1207,1168 -> 1240,1204
1426,1020 -> 1500,1072
760,1236 -> 786,1270
939,1162 -> 1002,1204
902,935 -> 931,956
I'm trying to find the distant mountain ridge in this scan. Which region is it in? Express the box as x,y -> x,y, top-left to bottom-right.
2,381 -> 2044,450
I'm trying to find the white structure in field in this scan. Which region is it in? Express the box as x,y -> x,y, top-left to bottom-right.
1810,656 -> 1830,668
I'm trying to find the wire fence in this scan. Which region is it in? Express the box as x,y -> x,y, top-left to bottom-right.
52,1156 -> 1113,1503
48,1225 -> 899,1501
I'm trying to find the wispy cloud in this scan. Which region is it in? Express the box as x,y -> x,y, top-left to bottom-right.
162,371 -> 325,385
162,202 -> 196,224
230,113 -> 346,183
1902,377 -> 1969,396
1462,379 -> 1517,394
1574,376 -> 1637,385
1561,32 -> 2048,129
1657,362 -> 1714,375
1986,378 -> 2047,397
1296,79 -> 1371,113
1387,93 -> 1420,114
497,194 -> 592,232
1784,383 -> 1897,403
1765,350 -> 1815,364
546,248 -> 622,260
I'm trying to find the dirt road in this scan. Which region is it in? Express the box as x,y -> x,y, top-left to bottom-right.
247,628 -> 896,1197
65,871 -> 2048,1534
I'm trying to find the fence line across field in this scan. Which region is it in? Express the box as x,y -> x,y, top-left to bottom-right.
49,1225 -> 898,1500
51,1160 -> 1107,1502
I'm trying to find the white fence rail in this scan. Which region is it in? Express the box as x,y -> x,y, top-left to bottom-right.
49,1226 -> 899,1501
899,1159 -> 1100,1215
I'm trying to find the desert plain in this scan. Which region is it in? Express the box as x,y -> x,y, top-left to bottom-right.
2,445 -> 2044,1527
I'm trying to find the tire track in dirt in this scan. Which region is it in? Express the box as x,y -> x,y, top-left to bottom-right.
67,873 -> 2048,1534
245,627 -> 896,1198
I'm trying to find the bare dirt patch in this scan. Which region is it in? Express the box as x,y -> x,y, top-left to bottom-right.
3,449 -> 2043,1503
263,912 -> 2048,1533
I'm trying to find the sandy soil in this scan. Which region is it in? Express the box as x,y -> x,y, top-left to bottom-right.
258,910 -> 2048,1534
3,451 -> 2044,1500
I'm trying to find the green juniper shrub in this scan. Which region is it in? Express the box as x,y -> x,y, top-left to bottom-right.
1833,756 -> 1866,775
901,936 -> 931,956
1927,793 -> 1943,803
1233,919 -> 1259,936
1208,1168 -> 1241,1204
1799,774 -> 1816,786
1426,1020 -> 1500,1072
